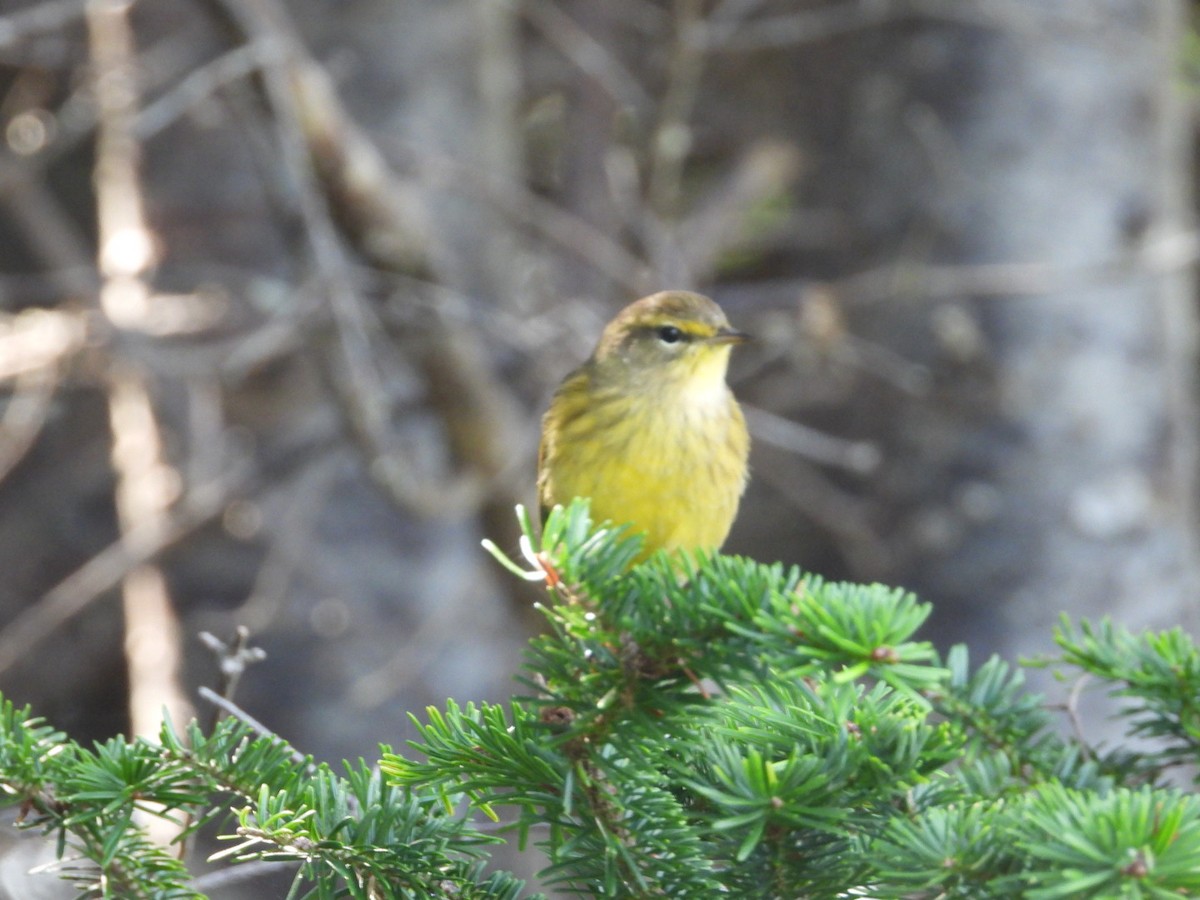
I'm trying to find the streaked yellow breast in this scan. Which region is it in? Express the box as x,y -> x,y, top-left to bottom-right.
538,364 -> 749,558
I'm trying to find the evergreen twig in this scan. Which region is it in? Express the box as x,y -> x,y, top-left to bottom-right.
3,501 -> 1200,898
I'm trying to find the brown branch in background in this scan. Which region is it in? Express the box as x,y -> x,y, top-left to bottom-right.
836,229 -> 1200,303
134,42 -> 271,140
88,0 -> 155,327
470,0 -> 526,312
104,370 -> 190,728
743,405 -> 880,475
204,0 -> 651,297
196,686 -> 308,767
0,156 -> 94,483
0,365 -> 59,485
198,627 -> 267,725
0,156 -> 97,298
284,59 -> 430,277
410,149 -> 649,294
294,62 -> 650,294
0,472 -> 238,677
85,0 -> 192,840
420,313 -> 533,550
275,74 -> 486,517
647,7 -> 810,288
537,0 -> 623,300
751,448 -> 892,577
198,0 -> 540,544
700,0 -> 901,49
700,0 -> 1140,52
229,454 -> 341,633
0,0 -> 88,53
292,55 -> 540,527
522,3 -> 803,293
647,0 -> 707,224
294,51 -> 651,298
202,0 -> 493,517
675,141 -> 804,284
522,0 -> 652,111
0,309 -> 87,380
347,586 -> 460,709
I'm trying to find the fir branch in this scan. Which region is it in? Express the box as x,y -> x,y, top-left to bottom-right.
1054,616 -> 1200,769
7,503 -> 1200,898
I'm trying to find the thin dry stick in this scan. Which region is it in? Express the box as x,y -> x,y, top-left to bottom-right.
647,0 -> 707,223
702,0 -> 1132,52
196,686 -> 309,767
229,454 -> 341,633
88,0 -> 154,328
211,0 -> 508,516
134,42 -> 271,139
752,449 -> 892,576
700,0 -> 902,49
410,147 -> 649,293
0,0 -> 88,51
348,585 -> 463,708
0,308 -> 87,380
648,0 -> 780,287
1063,673 -> 1093,759
472,0 -> 524,304
85,0 -> 193,843
0,473 -> 237,676
674,141 -> 803,284
743,405 -> 881,475
837,229 -> 1200,303
267,56 -> 482,516
104,371 -> 190,727
521,0 -> 652,110
0,365 -> 59,484
0,156 -> 97,296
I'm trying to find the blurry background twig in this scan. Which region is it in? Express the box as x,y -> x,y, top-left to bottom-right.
0,0 -> 1196,894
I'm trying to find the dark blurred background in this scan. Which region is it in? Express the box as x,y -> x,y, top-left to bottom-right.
0,0 -> 1197,895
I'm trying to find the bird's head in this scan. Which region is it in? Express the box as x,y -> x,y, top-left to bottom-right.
592,291 -> 748,395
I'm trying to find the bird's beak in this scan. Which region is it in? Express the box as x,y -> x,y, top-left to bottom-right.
709,329 -> 751,346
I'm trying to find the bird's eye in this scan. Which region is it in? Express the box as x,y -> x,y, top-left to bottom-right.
657,325 -> 684,344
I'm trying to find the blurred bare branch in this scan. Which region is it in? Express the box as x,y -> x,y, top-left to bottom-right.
0,309 -> 87,379
522,0 -> 652,111
219,0 -> 476,514
198,0 -> 540,520
0,0 -> 87,52
412,147 -> 651,294
674,141 -> 804,283
285,59 -> 431,276
88,0 -> 154,327
134,42 -> 268,140
87,0 -> 191,785
197,686 -> 308,766
838,229 -> 1200,303
701,0 -> 1154,51
647,0 -> 706,223
0,470 -> 242,676
348,587 -> 461,709
751,449 -> 892,577
0,155 -> 96,295
702,0 -> 905,49
744,405 -> 880,474
532,1 -> 631,299
0,363 -> 58,485
230,454 -> 341,634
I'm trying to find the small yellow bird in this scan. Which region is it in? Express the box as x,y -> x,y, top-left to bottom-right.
537,290 -> 750,559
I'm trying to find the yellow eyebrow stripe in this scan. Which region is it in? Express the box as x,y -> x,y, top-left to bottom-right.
636,317 -> 716,338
